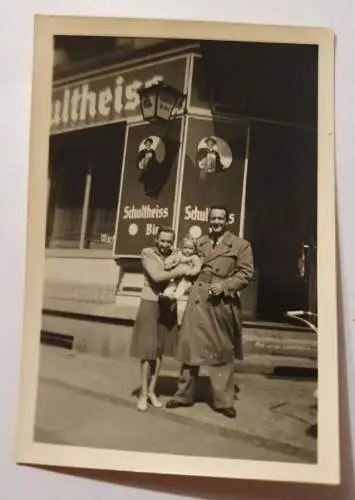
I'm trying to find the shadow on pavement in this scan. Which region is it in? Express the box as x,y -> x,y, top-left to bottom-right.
131,375 -> 242,403
131,375 -> 215,404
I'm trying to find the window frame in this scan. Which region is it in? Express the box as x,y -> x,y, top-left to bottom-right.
46,157 -> 117,258
45,122 -> 126,257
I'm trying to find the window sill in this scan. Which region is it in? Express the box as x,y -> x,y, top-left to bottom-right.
45,248 -> 115,260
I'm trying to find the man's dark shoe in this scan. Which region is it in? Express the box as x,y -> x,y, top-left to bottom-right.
166,399 -> 193,409
214,407 -> 237,419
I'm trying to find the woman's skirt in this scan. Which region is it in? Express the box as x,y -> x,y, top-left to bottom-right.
130,299 -> 178,360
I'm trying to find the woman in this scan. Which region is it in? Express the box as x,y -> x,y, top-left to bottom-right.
130,226 -> 190,411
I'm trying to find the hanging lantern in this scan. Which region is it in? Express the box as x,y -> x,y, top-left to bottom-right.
138,82 -> 185,122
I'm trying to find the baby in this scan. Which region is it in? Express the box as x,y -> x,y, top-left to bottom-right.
159,235 -> 202,305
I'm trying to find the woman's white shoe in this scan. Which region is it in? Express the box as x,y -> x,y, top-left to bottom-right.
148,393 -> 163,408
137,397 -> 148,411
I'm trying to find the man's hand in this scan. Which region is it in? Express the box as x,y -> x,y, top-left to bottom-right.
209,282 -> 223,296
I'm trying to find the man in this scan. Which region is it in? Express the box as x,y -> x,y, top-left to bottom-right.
166,207 -> 254,418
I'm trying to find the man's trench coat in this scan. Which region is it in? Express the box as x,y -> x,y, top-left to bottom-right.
175,231 -> 254,366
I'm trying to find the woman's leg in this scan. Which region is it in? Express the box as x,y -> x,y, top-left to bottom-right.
137,360 -> 151,411
148,357 -> 163,408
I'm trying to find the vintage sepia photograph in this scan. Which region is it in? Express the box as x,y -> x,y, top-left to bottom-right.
15,16 -> 339,484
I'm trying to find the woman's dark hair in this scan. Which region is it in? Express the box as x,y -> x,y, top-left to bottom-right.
208,205 -> 230,221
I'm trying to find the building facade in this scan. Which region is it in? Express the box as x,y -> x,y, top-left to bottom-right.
42,37 -> 318,349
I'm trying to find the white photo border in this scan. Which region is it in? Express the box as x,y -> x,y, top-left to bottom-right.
15,15 -> 338,485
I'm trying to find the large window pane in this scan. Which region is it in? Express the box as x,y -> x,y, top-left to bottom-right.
46,123 -> 125,250
46,148 -> 87,248
85,129 -> 124,249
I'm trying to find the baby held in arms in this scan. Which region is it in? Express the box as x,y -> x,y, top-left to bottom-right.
159,235 -> 202,305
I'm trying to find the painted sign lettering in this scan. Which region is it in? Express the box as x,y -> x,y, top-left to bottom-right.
51,57 -> 188,134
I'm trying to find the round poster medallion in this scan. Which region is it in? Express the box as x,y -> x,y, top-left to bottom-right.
189,225 -> 202,238
138,135 -> 166,163
196,136 -> 233,171
128,223 -> 139,236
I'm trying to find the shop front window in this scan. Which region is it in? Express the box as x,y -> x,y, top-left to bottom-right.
46,152 -> 87,248
85,147 -> 122,249
46,123 -> 124,251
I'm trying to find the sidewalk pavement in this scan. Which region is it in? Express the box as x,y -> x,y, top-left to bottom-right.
36,345 -> 317,463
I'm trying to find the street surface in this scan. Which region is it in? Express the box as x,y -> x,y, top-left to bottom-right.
34,346 -> 317,463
